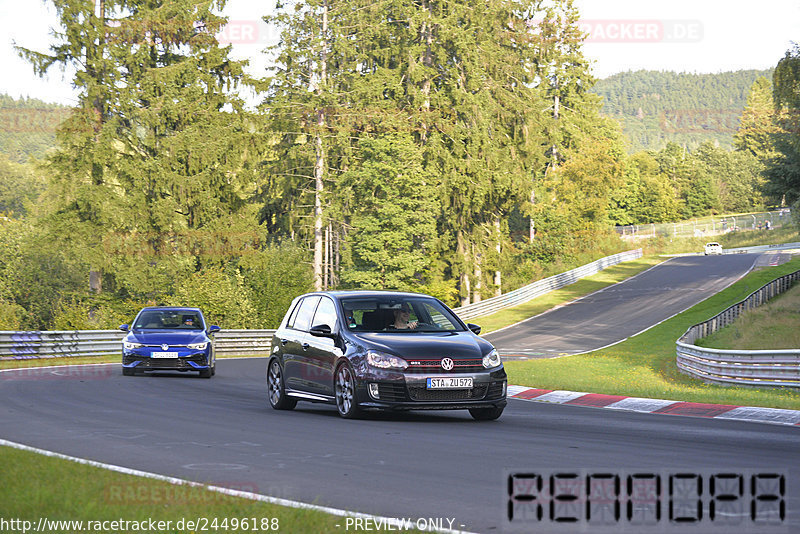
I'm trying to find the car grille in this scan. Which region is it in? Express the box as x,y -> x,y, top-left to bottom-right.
407,383 -> 489,401
124,354 -> 207,369
486,381 -> 505,399
405,359 -> 484,373
377,383 -> 407,402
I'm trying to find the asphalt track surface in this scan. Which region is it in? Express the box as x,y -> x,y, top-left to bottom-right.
485,253 -> 761,357
2,359 -> 800,533
2,251 -> 799,533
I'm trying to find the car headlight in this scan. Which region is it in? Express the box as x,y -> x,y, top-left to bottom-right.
123,341 -> 144,350
187,342 -> 208,350
367,350 -> 408,370
482,349 -> 502,369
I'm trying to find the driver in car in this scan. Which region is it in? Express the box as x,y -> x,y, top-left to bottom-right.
391,304 -> 418,329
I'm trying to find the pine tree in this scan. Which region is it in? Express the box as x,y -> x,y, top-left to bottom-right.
17,0 -> 258,299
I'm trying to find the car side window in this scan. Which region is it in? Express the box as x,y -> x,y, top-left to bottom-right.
292,296 -> 321,332
286,300 -> 302,329
312,297 -> 338,331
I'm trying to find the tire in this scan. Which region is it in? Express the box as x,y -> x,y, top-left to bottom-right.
199,367 -> 212,379
122,367 -> 135,376
267,359 -> 297,410
334,363 -> 362,419
469,405 -> 504,421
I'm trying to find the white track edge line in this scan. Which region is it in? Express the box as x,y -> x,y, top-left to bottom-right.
0,438 -> 476,534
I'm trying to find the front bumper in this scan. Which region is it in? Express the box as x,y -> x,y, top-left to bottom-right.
356,367 -> 507,411
122,351 -> 211,371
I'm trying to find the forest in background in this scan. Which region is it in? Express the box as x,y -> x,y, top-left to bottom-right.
0,0 -> 798,332
593,69 -> 773,153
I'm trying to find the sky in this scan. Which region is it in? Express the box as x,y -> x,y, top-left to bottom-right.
1,0 -> 798,106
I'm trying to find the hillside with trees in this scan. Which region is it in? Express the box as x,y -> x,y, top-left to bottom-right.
593,70 -> 773,152
0,0 -> 796,332
0,94 -> 68,163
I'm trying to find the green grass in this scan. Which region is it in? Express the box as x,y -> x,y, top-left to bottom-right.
0,445 -> 419,533
717,225 -> 800,249
0,353 -> 260,370
698,282 -> 800,350
504,258 -> 800,410
477,255 -> 667,334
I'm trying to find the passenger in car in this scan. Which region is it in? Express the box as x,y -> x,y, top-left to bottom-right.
391,304 -> 418,329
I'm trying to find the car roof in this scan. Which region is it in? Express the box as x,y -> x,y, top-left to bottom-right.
137,306 -> 203,312
309,290 -> 438,300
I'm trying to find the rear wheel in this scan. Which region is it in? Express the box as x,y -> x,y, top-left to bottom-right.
469,406 -> 504,421
335,363 -> 362,419
268,359 -> 297,410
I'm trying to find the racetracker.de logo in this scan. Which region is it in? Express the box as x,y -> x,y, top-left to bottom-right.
578,19 -> 704,43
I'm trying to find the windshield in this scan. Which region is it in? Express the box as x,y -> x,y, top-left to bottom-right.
133,310 -> 204,330
341,297 -> 464,333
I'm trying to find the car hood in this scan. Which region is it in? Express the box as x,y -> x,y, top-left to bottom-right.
127,331 -> 208,345
351,331 -> 493,359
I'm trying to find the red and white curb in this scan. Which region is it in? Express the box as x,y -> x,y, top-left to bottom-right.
507,385 -> 800,427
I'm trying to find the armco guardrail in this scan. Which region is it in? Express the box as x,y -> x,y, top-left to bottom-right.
452,249 -> 643,320
676,269 -> 800,388
0,329 -> 276,361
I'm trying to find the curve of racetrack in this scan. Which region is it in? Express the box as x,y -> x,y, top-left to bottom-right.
1,252 -> 799,533
485,253 -> 761,357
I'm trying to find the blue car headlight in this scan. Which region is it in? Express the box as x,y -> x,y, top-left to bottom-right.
123,341 -> 144,351
367,350 -> 408,370
187,342 -> 208,350
482,349 -> 502,369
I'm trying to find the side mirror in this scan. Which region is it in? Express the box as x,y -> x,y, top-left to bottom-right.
119,324 -> 129,332
309,324 -> 335,338
467,323 -> 481,335
208,325 -> 221,334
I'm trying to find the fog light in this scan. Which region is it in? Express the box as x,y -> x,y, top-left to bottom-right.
368,383 -> 380,399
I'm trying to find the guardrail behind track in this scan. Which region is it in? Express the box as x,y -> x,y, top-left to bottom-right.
0,329 -> 277,361
676,269 -> 800,388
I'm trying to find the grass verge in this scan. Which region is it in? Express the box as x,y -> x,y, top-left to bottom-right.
697,282 -> 800,350
504,258 -> 800,410
0,353 -> 261,370
0,444 -> 418,534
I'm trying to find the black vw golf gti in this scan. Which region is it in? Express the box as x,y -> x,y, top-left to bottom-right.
267,291 -> 507,420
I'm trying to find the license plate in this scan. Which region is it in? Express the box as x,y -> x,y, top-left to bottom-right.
426,377 -> 473,389
151,352 -> 179,359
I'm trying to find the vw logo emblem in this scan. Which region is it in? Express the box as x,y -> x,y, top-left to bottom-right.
441,358 -> 454,371
161,344 -> 170,351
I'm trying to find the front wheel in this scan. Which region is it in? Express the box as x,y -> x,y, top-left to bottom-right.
335,363 -> 362,419
122,366 -> 135,376
267,359 -> 297,410
469,406 -> 504,421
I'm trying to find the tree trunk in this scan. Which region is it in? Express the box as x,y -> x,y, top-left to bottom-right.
312,0 -> 329,291
494,216 -> 501,297
457,230 -> 470,307
473,245 -> 482,303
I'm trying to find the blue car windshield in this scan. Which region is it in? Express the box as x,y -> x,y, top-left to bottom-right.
134,310 -> 203,330
341,297 -> 464,333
